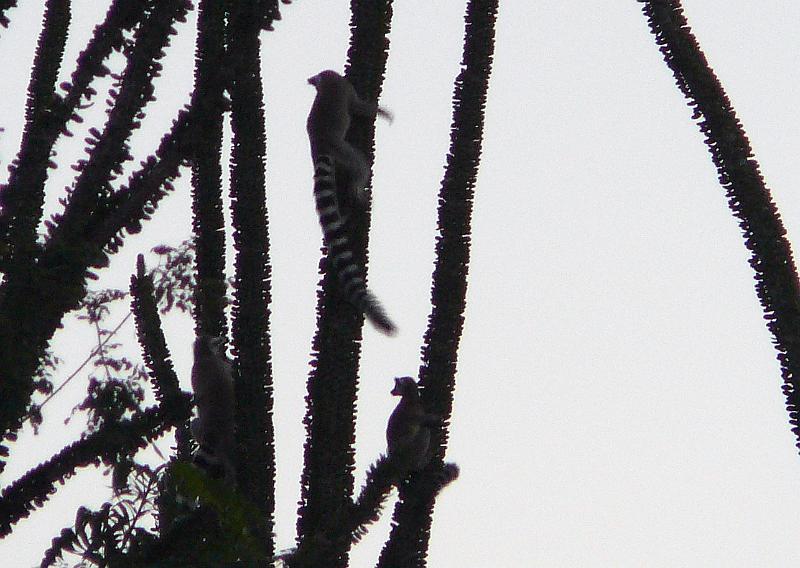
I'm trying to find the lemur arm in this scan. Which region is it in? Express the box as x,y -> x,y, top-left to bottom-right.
350,95 -> 394,123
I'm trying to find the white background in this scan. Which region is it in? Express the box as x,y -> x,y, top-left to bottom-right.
1,2 -> 800,566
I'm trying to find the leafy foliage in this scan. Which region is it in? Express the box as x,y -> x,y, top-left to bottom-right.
40,464 -> 162,568
149,240 -> 197,314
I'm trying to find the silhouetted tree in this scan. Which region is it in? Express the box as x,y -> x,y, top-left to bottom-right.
0,0 -> 496,566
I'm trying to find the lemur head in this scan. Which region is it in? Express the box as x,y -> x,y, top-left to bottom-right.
194,335 -> 227,359
308,69 -> 342,88
391,376 -> 418,397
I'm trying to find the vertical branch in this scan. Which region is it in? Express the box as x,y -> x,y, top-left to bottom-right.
131,253 -> 194,539
226,0 -> 275,558
640,0 -> 800,453
1,0 -> 70,266
131,256 -> 184,410
191,0 -> 228,339
0,0 -> 70,470
295,2 -> 393,567
378,0 -> 497,566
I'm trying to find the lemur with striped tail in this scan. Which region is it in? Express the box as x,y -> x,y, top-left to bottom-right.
306,69 -> 396,335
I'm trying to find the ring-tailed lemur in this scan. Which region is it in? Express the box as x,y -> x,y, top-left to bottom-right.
307,69 -> 396,335
190,335 -> 236,486
386,376 -> 441,478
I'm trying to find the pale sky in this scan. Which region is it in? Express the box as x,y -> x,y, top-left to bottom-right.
2,2 -> 800,567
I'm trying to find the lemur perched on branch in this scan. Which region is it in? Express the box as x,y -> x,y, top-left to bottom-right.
386,376 -> 442,478
306,69 -> 396,335
190,335 -> 236,486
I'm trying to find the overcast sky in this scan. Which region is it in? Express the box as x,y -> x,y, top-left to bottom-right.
2,2 -> 800,567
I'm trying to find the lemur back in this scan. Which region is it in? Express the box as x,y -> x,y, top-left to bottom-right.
307,70 -> 396,335
387,377 -> 439,475
191,335 -> 236,485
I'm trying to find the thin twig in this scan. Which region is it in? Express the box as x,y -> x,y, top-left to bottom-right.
35,312 -> 132,412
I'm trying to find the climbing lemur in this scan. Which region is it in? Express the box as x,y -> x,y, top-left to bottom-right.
306,69 -> 396,335
190,335 -> 236,485
386,376 -> 441,478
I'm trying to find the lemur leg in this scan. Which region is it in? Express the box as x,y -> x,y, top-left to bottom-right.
333,141 -> 371,207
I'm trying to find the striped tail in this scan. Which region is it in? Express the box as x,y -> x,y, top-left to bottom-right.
313,155 -> 397,335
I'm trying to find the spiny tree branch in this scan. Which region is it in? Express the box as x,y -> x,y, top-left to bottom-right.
0,0 -> 192,465
191,0 -> 228,339
295,2 -> 394,567
378,0 -> 497,565
640,0 -> 800,453
0,400 -> 190,537
225,0 -> 277,559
